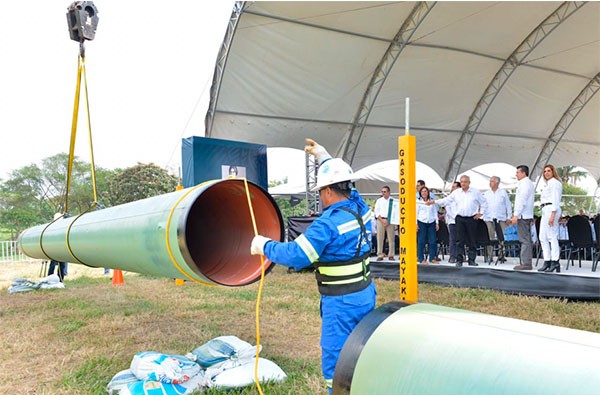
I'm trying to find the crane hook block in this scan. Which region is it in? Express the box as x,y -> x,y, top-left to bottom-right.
66,1 -> 99,42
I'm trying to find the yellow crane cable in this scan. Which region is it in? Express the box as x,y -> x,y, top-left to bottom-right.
243,177 -> 266,395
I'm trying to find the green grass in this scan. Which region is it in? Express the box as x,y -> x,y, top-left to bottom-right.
0,262 -> 598,394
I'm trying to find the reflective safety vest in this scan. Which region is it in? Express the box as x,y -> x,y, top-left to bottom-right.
314,206 -> 372,296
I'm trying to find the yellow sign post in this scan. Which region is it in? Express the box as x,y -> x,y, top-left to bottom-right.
397,99 -> 418,303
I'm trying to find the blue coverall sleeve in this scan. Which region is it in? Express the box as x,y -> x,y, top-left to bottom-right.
263,217 -> 336,272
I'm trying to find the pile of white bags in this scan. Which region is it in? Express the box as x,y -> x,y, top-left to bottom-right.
107,336 -> 287,394
8,274 -> 64,294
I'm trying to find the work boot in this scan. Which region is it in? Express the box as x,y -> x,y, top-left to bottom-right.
538,261 -> 551,272
468,261 -> 478,266
547,260 -> 561,273
513,264 -> 533,271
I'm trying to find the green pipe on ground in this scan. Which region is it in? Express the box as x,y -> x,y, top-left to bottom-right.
334,302 -> 600,394
19,179 -> 283,286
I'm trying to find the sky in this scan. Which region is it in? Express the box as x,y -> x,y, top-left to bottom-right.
0,1 -> 240,180
0,1 -> 596,195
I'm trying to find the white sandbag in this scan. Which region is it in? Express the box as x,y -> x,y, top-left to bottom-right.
107,369 -> 139,394
130,352 -> 201,384
8,275 -> 64,294
41,274 -> 61,284
8,278 -> 40,293
118,372 -> 205,395
40,281 -> 65,290
210,358 -> 287,389
188,335 -> 257,368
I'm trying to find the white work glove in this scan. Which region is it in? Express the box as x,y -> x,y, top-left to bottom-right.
305,138 -> 332,165
251,235 -> 271,256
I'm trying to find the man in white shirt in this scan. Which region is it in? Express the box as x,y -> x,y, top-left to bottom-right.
510,165 -> 535,270
374,185 -> 395,261
444,182 -> 461,263
429,175 -> 487,267
483,176 -> 512,263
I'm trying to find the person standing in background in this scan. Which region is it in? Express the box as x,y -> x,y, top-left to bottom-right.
47,213 -> 68,282
417,186 -> 439,264
445,182 -> 461,263
537,164 -> 563,273
374,186 -> 395,261
483,176 -> 512,263
510,165 -> 535,271
429,175 -> 487,267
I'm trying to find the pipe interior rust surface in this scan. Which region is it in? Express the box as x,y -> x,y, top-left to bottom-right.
183,180 -> 283,286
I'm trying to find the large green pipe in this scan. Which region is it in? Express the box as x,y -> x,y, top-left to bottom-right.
19,179 -> 283,286
334,302 -> 600,394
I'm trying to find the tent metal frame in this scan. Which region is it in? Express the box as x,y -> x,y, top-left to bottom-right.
336,1 -> 436,164
444,1 -> 586,182
531,72 -> 600,180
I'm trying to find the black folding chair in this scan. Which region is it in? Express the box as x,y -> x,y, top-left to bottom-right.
592,215 -> 599,272
565,215 -> 595,271
534,216 -> 542,266
475,219 -> 493,264
436,219 -> 450,260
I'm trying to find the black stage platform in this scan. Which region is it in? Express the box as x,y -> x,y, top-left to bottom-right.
370,257 -> 600,301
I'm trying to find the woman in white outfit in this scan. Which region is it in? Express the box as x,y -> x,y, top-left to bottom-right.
537,164 -> 563,273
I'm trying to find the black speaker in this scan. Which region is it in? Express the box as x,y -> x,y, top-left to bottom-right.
66,1 -> 99,42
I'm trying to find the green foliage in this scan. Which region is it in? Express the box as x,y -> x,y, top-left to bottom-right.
107,163 -> 178,205
0,156 -> 176,240
269,177 -> 288,188
274,197 -> 309,229
561,182 -> 597,216
556,166 -> 587,185
0,153 -> 117,239
59,356 -> 119,395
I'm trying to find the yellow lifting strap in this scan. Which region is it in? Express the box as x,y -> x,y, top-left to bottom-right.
64,45 -> 98,214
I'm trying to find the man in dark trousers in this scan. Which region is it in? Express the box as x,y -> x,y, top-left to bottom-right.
428,175 -> 487,267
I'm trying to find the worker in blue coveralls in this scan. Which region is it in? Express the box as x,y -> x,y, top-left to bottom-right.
251,138 -> 377,394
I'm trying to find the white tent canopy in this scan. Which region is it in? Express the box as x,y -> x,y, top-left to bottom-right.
268,158 -> 519,196
206,1 -> 599,186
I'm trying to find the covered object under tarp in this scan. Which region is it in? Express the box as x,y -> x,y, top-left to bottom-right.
205,1 -> 600,186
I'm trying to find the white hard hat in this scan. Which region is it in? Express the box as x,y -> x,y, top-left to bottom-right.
311,158 -> 355,191
53,213 -> 62,220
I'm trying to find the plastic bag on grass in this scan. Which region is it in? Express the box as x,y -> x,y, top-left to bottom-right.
119,372 -> 205,395
130,352 -> 201,384
107,369 -> 139,394
188,335 -> 258,369
187,335 -> 261,383
210,357 -> 287,389
8,275 -> 64,294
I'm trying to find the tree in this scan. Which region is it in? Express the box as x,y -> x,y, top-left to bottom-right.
269,177 -> 288,188
0,154 -> 116,239
107,163 -> 178,205
0,165 -> 51,239
556,166 -> 587,186
561,183 -> 597,216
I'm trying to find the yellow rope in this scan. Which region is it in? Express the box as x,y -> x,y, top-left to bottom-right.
65,53 -> 99,211
242,178 -> 266,395
164,182 -> 215,286
81,58 -> 98,203
65,55 -> 83,214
